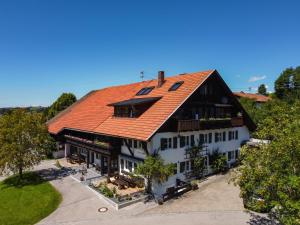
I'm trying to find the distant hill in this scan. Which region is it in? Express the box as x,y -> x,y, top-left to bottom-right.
0,106 -> 47,116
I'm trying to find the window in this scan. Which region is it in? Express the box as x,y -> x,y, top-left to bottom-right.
168,138 -> 172,148
180,136 -> 186,148
208,133 -> 212,143
235,130 -> 239,140
136,86 -> 155,96
134,140 -> 138,148
228,151 -> 235,161
96,153 -> 100,160
191,135 -> 195,146
134,163 -> 138,169
215,132 -> 222,143
223,132 -> 226,141
160,138 -> 168,150
173,137 -> 178,148
185,161 -> 190,171
199,134 -> 204,144
169,81 -> 184,91
161,138 -> 172,150
228,151 -> 232,161
186,136 -> 190,146
80,148 -> 87,155
235,149 -> 239,159
128,161 -> 133,172
180,162 -> 185,173
121,159 -> 124,169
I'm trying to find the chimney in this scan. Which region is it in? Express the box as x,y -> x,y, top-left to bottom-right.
157,71 -> 165,87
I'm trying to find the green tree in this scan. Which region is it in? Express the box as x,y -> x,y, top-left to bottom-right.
238,97 -> 257,122
0,109 -> 53,179
258,84 -> 267,96
236,101 -> 300,224
275,66 -> 300,102
46,93 -> 77,119
136,155 -> 175,193
209,150 -> 228,173
187,145 -> 206,178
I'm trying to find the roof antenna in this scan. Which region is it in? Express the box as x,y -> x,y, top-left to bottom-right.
140,71 -> 144,81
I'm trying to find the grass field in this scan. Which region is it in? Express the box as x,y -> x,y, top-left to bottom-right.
0,172 -> 62,225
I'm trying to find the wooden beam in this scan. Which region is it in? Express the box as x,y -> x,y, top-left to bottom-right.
123,139 -> 134,157
141,142 -> 149,156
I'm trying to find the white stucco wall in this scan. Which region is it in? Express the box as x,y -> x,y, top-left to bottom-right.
118,126 -> 250,196
150,126 -> 250,195
118,140 -> 150,173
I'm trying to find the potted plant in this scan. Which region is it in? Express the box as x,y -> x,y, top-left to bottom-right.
191,180 -> 198,190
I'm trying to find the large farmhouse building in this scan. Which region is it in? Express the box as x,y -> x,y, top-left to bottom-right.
47,70 -> 255,195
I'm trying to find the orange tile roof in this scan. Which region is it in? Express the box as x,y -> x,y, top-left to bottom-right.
233,92 -> 271,103
48,70 -> 214,141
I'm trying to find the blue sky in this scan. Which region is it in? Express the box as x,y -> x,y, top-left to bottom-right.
0,0 -> 299,107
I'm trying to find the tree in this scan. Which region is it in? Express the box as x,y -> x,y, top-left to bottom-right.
46,93 -> 77,119
187,145 -> 206,178
258,84 -> 267,96
209,150 -> 228,173
136,155 -> 175,193
0,109 -> 53,179
238,97 -> 257,122
275,66 -> 300,102
235,101 -> 300,224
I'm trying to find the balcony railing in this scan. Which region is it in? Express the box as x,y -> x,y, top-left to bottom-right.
231,117 -> 244,127
177,117 -> 244,132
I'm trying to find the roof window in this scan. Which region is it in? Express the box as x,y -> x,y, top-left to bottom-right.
169,81 -> 184,91
136,86 -> 154,96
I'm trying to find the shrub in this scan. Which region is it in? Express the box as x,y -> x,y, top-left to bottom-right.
209,150 -> 228,173
55,160 -> 62,168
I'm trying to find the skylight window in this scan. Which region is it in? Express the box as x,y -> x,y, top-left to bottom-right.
169,81 -> 184,91
136,86 -> 154,96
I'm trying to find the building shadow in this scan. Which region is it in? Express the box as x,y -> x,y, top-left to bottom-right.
37,167 -> 76,181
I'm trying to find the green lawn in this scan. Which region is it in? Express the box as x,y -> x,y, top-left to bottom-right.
0,172 -> 62,225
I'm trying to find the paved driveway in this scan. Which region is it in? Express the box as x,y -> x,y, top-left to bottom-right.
35,161 -> 274,225
1,161 -> 274,225
145,172 -> 244,214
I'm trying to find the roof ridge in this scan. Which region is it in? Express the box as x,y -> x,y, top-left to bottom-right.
91,69 -> 215,93
48,69 -> 216,139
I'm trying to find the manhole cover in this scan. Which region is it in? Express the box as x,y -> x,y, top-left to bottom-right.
98,207 -> 108,213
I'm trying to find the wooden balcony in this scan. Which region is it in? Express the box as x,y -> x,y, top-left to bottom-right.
177,117 -> 244,132
231,117 -> 244,127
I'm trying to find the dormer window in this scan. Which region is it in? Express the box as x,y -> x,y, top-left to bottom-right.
169,81 -> 184,91
108,97 -> 161,118
136,86 -> 154,96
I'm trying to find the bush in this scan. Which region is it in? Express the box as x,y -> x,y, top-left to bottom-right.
191,180 -> 199,190
243,196 -> 272,213
98,184 -> 113,198
55,160 -> 62,168
209,150 -> 228,173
